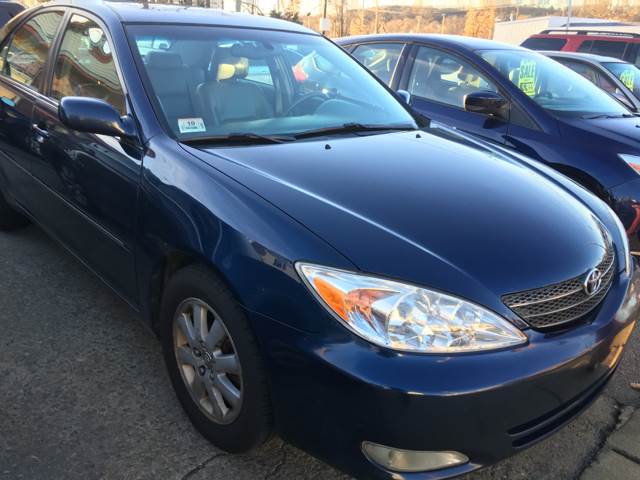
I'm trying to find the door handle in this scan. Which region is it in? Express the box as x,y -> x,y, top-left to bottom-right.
32,123 -> 50,142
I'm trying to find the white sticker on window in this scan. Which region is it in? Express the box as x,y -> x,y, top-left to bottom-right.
178,117 -> 206,134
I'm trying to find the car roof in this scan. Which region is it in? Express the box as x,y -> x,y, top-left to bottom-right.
540,50 -> 628,64
335,33 -> 526,52
41,1 -> 315,34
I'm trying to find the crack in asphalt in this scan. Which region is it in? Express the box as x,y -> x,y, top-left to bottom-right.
575,396 -> 622,478
181,452 -> 229,480
610,446 -> 640,465
264,443 -> 288,480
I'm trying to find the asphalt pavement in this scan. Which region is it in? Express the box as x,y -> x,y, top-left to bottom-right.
0,226 -> 638,480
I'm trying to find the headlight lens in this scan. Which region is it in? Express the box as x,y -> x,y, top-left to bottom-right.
297,263 -> 527,353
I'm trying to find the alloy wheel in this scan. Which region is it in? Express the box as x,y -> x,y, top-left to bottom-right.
173,298 -> 243,424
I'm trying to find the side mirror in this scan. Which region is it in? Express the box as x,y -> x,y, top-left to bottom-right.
464,91 -> 509,119
396,89 -> 411,105
59,97 -> 136,138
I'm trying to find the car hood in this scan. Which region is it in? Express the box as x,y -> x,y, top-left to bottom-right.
183,129 -> 609,309
563,116 -> 640,146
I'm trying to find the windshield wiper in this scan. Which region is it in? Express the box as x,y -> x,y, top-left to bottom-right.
293,122 -> 417,140
581,113 -> 637,119
181,133 -> 295,146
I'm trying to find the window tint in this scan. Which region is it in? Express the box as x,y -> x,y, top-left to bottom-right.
3,11 -> 63,91
51,15 -> 125,114
408,46 -> 497,108
590,40 -> 627,59
577,41 -> 593,53
521,37 -> 567,51
352,43 -> 404,85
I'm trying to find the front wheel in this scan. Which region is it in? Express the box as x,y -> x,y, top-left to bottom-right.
160,265 -> 272,452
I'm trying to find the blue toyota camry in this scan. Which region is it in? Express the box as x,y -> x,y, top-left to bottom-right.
0,3 -> 637,479
337,34 -> 640,257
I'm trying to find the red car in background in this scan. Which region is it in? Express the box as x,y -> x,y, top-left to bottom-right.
522,30 -> 640,67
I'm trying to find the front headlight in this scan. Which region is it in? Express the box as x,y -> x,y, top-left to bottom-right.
296,263 -> 528,353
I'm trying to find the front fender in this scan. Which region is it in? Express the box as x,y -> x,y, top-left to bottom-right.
135,136 -> 354,333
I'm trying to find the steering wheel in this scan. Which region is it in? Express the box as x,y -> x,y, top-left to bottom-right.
285,92 -> 328,116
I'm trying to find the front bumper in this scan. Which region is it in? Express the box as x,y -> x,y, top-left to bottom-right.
249,263 -> 639,480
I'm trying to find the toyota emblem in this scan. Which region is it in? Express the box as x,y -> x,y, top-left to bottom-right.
583,268 -> 603,296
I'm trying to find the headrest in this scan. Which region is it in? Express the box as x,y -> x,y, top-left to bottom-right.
438,58 -> 460,75
216,51 -> 249,81
459,70 -> 479,83
146,51 -> 183,70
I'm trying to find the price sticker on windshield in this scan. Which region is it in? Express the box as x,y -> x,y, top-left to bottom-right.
518,60 -> 537,97
619,69 -> 635,91
178,117 -> 206,134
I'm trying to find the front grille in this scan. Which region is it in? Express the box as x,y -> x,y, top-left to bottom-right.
503,246 -> 615,330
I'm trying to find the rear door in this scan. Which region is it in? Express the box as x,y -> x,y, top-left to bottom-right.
0,9 -> 64,209
30,11 -> 141,302
399,44 -> 508,144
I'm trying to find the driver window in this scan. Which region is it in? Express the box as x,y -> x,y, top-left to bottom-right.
51,14 -> 126,115
408,46 -> 497,108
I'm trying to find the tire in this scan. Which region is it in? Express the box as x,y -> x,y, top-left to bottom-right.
160,264 -> 272,452
0,190 -> 29,231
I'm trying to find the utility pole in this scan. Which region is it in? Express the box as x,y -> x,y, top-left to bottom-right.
566,0 -> 573,32
440,13 -> 446,34
374,0 -> 379,34
321,0 -> 328,35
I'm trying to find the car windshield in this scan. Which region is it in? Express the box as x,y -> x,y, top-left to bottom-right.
602,62 -> 640,98
126,25 -> 417,142
479,49 -> 630,118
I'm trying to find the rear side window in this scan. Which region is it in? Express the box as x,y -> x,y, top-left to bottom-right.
557,59 -> 599,85
352,43 -> 404,85
2,11 -> 63,91
590,40 -> 627,59
521,37 -> 567,51
577,40 -> 593,52
51,14 -> 126,115
245,58 -> 273,85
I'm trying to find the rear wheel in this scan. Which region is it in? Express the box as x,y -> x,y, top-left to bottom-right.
0,190 -> 29,231
160,265 -> 272,452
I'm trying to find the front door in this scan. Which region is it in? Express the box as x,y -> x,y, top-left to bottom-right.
402,45 -> 509,145
30,12 -> 140,302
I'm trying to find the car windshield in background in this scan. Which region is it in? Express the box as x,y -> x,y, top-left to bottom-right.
603,62 -> 640,98
127,26 -> 417,142
479,49 -> 630,118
